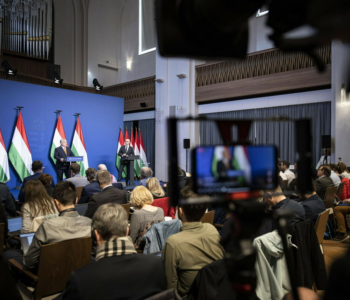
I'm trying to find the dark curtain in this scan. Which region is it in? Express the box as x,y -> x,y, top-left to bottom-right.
138,119 -> 155,173
200,102 -> 331,166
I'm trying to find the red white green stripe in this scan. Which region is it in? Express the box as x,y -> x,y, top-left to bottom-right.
71,117 -> 89,176
8,111 -> 33,182
139,129 -> 148,168
0,128 -> 10,182
134,128 -> 141,177
50,114 -> 67,164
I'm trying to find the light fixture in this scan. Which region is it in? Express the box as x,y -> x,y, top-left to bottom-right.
155,78 -> 164,83
140,102 -> 148,108
176,74 -> 186,79
93,78 -> 103,92
1,60 -> 17,76
54,72 -> 63,85
126,60 -> 132,70
341,83 -> 348,102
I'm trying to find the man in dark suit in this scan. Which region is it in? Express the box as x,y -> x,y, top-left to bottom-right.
85,170 -> 127,219
0,182 -> 16,216
315,165 -> 334,200
79,168 -> 101,204
117,139 -> 134,184
59,203 -> 166,300
18,160 -> 45,203
54,139 -> 75,182
299,182 -> 326,221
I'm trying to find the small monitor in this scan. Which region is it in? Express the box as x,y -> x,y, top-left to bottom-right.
8,217 -> 22,232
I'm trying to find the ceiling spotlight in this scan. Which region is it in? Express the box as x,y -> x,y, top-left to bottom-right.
93,78 -> 103,92
1,60 -> 17,76
54,72 -> 63,85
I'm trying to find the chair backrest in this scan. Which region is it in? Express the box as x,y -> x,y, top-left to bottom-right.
323,186 -> 338,208
34,236 -> 92,299
284,180 -> 288,188
121,203 -> 130,219
201,210 -> 215,225
314,209 -> 330,245
75,186 -> 84,202
337,182 -> 345,199
152,197 -> 176,219
0,223 -> 4,255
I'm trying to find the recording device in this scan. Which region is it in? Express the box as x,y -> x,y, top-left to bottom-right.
192,145 -> 277,195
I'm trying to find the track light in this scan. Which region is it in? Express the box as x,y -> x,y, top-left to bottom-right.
54,72 -> 63,85
93,78 -> 103,92
1,60 -> 17,76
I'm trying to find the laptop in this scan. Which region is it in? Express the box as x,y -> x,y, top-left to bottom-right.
20,232 -> 35,255
76,204 -> 88,216
8,217 -> 23,236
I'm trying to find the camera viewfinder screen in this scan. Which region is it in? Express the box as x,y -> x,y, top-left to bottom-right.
193,145 -> 277,194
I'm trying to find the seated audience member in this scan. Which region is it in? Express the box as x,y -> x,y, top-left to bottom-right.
281,161 -> 295,185
21,180 -> 58,233
262,185 -> 305,233
315,165 -> 334,200
66,163 -> 89,187
333,200 -> 350,242
0,181 -> 16,216
38,174 -> 54,197
59,203 -> 167,300
323,163 -> 341,187
3,181 -> 91,270
79,168 -> 101,204
339,161 -> 350,180
85,170 -> 127,219
282,287 -> 320,300
139,167 -> 153,186
162,188 -> 225,298
18,160 -> 46,203
299,181 -> 326,221
146,177 -> 167,199
129,186 -> 164,248
98,163 -> 117,183
278,158 -> 288,182
332,164 -> 350,200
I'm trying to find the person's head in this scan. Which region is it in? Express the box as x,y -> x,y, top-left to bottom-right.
277,158 -> 283,171
125,139 -> 130,146
282,287 -> 320,300
92,203 -> 129,246
97,164 -> 107,171
85,168 -> 97,182
130,186 -> 153,209
96,170 -> 112,188
294,162 -> 298,172
38,174 -> 52,187
141,167 -> 153,179
339,162 -> 349,174
23,180 -> 56,216
146,177 -> 165,197
323,148 -> 331,156
53,181 -> 77,211
60,139 -> 67,147
70,163 -> 80,176
318,165 -> 331,177
263,185 -> 285,207
330,163 -> 339,173
281,161 -> 290,171
32,160 -> 43,173
299,180 -> 316,199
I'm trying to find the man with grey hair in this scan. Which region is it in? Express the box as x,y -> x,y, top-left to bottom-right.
98,163 -> 117,183
85,170 -> 127,219
59,204 -> 167,299
117,139 -> 134,184
54,139 -> 75,182
139,167 -> 165,188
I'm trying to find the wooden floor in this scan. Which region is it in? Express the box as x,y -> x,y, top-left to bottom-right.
323,239 -> 350,273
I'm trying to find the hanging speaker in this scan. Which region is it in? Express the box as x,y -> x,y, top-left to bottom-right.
322,135 -> 331,149
183,139 -> 190,149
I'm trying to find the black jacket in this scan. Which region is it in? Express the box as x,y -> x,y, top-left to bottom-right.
79,181 -> 101,204
54,146 -> 75,169
60,254 -> 167,300
287,219 -> 327,290
315,176 -> 334,200
118,145 -> 135,165
301,193 -> 326,221
84,186 -> 127,219
18,172 -> 43,203
0,183 -> 16,216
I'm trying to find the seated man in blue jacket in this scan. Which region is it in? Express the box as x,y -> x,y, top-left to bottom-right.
298,181 -> 325,222
79,168 -> 100,204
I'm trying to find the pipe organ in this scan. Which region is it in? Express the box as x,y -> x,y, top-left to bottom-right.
0,0 -> 53,60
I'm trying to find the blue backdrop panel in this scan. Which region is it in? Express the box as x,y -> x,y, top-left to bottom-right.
0,79 -> 124,189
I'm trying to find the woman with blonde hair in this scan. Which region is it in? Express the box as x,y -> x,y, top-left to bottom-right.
129,186 -> 164,248
146,177 -> 167,199
21,180 -> 58,233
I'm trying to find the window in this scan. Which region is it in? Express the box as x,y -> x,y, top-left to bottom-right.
139,0 -> 156,55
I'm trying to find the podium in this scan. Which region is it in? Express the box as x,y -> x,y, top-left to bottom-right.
66,156 -> 83,162
124,155 -> 140,186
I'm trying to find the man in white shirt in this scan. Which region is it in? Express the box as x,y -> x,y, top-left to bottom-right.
278,159 -> 287,181
281,161 -> 295,185
98,164 -> 117,183
322,164 -> 341,187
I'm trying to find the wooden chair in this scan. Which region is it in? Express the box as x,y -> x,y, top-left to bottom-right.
9,236 -> 92,300
201,210 -> 215,225
314,209 -> 330,253
75,186 -> 84,203
0,223 -> 4,255
323,186 -> 338,209
121,203 -> 131,220
283,180 -> 288,189
337,182 -> 345,200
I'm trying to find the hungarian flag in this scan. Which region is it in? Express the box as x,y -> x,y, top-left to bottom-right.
134,128 -> 141,177
8,111 -> 33,182
125,127 -> 129,141
139,129 -> 148,168
50,114 -> 67,164
0,128 -> 10,182
116,128 -> 126,179
71,117 -> 89,176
